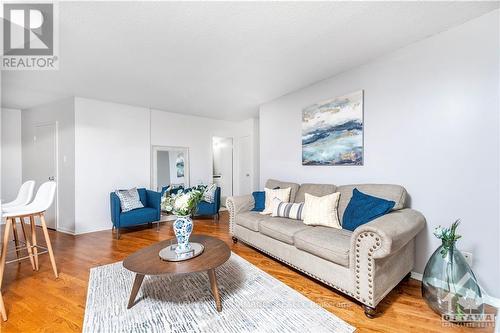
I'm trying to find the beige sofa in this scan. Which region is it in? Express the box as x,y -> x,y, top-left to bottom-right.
226,179 -> 425,318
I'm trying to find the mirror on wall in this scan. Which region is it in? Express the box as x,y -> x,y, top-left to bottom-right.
151,146 -> 190,192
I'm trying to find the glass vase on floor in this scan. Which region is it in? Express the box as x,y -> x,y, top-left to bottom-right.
173,215 -> 193,254
422,239 -> 484,322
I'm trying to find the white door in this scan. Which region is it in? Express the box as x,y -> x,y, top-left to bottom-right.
34,123 -> 57,229
238,136 -> 252,195
212,137 -> 233,203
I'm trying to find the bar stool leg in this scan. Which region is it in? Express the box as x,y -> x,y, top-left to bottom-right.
0,292 -> 6,321
30,215 -> 39,271
11,219 -> 20,261
19,217 -> 36,270
0,218 -> 12,288
39,213 -> 58,278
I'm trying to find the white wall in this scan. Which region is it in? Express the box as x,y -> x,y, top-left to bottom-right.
74,98 -> 150,234
1,108 -> 22,202
73,98 -> 258,233
150,109 -> 258,195
22,98 -> 76,234
259,11 -> 499,297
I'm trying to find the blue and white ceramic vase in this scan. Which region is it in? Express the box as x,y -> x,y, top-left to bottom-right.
173,215 -> 193,253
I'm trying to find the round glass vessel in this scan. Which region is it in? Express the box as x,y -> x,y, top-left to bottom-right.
422,240 -> 484,322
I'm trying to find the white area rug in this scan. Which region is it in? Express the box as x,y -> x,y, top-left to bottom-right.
83,252 -> 355,333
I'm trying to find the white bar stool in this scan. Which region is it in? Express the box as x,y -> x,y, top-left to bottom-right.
1,180 -> 36,262
1,180 -> 35,211
0,181 -> 59,289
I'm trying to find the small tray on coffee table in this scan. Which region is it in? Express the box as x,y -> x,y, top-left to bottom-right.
159,242 -> 204,262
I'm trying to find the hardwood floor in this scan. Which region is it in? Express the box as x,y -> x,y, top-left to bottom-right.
0,212 -> 495,332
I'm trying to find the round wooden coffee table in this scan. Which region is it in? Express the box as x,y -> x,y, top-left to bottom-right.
123,235 -> 230,311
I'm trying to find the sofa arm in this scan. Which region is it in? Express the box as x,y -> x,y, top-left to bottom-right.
110,192 -> 122,227
351,208 -> 426,259
226,195 -> 254,235
145,190 -> 162,221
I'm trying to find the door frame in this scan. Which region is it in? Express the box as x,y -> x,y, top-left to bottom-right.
34,121 -> 59,230
150,145 -> 190,191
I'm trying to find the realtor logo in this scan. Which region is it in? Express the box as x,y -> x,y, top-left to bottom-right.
1,2 -> 59,70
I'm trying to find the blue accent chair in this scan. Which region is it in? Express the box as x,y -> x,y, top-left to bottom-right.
110,188 -> 161,239
161,186 -> 221,220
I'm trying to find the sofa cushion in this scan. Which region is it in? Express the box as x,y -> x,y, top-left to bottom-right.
120,207 -> 158,227
251,191 -> 265,212
262,187 -> 292,215
342,188 -> 396,231
259,217 -> 311,244
303,193 -> 341,229
235,211 -> 267,232
293,227 -> 352,267
295,183 -> 337,203
337,184 -> 407,221
265,179 -> 300,203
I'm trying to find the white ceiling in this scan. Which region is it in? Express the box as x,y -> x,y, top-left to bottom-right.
2,1 -> 498,120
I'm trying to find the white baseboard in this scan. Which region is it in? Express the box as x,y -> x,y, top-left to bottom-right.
56,227 -> 76,235
410,271 -> 423,281
73,225 -> 113,235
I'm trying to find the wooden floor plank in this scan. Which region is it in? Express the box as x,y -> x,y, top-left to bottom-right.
0,212 -> 495,332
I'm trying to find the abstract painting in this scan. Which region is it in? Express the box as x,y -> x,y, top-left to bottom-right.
176,153 -> 185,177
302,90 -> 363,165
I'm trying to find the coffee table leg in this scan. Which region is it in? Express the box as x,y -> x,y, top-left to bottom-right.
208,268 -> 222,312
127,274 -> 145,309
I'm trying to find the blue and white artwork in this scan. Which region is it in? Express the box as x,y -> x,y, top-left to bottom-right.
302,90 -> 363,166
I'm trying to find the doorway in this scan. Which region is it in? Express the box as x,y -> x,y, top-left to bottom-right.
33,122 -> 58,230
212,137 -> 233,206
238,135 -> 252,195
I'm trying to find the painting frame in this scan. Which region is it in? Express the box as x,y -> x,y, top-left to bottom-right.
302,90 -> 364,166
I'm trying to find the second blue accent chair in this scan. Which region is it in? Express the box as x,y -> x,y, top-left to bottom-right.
110,188 -> 161,239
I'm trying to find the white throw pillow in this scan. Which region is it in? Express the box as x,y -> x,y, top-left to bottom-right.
303,192 -> 341,228
260,187 -> 291,215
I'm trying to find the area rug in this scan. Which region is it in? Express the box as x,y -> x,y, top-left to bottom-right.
83,252 -> 355,333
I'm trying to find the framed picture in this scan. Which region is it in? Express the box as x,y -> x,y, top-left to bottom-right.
176,153 -> 185,177
302,90 -> 363,166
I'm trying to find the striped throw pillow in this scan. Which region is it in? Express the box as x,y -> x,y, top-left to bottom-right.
271,198 -> 304,220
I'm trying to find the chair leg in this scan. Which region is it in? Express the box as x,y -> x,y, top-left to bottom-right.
116,228 -> 120,240
19,217 -> 36,270
30,215 -> 39,271
11,219 -> 20,261
39,214 -> 58,278
0,218 -> 12,288
0,291 -> 6,321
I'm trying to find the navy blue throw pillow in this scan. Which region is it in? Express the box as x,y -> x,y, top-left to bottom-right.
251,191 -> 265,212
342,189 -> 395,231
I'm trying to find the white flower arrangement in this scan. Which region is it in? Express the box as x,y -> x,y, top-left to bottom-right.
161,187 -> 204,216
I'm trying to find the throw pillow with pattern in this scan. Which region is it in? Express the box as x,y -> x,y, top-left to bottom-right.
202,183 -> 217,203
271,197 -> 304,220
115,188 -> 144,212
